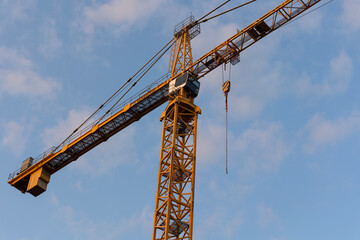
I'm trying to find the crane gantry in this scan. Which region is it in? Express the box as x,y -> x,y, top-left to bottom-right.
8,1 -> 323,239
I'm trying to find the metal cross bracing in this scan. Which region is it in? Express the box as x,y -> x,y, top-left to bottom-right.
9,0 -> 322,197
8,0 -> 324,237
8,74 -> 171,193
189,0 -> 322,78
153,96 -> 200,240
153,17 -> 198,239
169,31 -> 194,77
169,15 -> 198,78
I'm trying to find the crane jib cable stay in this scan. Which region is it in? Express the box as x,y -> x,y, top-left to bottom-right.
54,37 -> 175,152
94,40 -> 173,125
197,0 -> 257,24
8,1 -> 326,240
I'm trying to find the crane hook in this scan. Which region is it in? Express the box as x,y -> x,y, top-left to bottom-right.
222,63 -> 231,174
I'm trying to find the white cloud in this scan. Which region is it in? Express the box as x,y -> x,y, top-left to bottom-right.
71,180 -> 84,192
42,108 -> 138,176
0,0 -> 35,22
71,126 -> 137,176
81,0 -> 166,34
195,208 -> 243,240
303,111 -> 360,153
192,21 -> 239,63
51,195 -> 152,240
204,180 -> 254,209
195,25 -> 285,120
235,122 -> 289,177
1,121 -> 28,155
0,47 -> 61,97
341,0 -> 360,30
197,119 -> 226,165
295,50 -> 353,96
39,19 -> 63,57
230,95 -> 266,120
296,8 -> 323,32
330,50 -> 353,82
42,108 -> 92,148
198,119 -> 288,176
257,202 -> 277,226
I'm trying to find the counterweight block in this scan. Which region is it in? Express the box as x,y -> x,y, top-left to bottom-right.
27,167 -> 51,197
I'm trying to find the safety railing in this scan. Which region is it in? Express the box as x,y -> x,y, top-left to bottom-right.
8,72 -> 170,182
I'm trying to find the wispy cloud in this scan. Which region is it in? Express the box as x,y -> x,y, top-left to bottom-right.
39,19 -> 63,58
198,119 -> 288,177
73,0 -> 189,51
195,207 -> 243,240
80,0 -> 166,35
51,195 -> 152,240
0,0 -> 35,22
0,47 -> 61,97
235,122 -> 289,177
1,121 -> 29,156
197,30 -> 285,120
41,108 -> 92,148
257,202 -> 277,227
296,8 -> 323,33
197,119 -> 226,165
71,126 -> 137,176
341,0 -> 360,31
42,107 -> 138,176
295,50 -> 353,96
303,111 -> 360,153
192,21 -> 239,62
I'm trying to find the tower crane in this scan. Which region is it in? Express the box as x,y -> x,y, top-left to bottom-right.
8,0 -> 323,239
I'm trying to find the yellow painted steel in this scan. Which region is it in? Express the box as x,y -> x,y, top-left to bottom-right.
7,79 -> 170,192
169,30 -> 194,77
8,1 -> 324,238
153,24 -> 198,240
9,0 -> 322,196
153,96 -> 200,240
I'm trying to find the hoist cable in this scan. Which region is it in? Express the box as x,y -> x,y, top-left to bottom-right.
101,36 -> 175,109
226,63 -> 232,174
222,64 -> 231,174
95,42 -> 173,125
198,0 -> 256,24
226,100 -> 229,174
197,0 -> 231,23
54,38 -> 174,151
222,63 -> 225,84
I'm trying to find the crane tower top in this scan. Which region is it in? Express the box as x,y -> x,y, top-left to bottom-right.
174,15 -> 200,39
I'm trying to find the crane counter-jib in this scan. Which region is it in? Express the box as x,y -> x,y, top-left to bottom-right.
8,0 -> 322,197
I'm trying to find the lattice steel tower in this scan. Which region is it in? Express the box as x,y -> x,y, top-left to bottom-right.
152,16 -> 201,240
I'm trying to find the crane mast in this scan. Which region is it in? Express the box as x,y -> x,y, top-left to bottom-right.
153,16 -> 200,240
8,0 -> 323,239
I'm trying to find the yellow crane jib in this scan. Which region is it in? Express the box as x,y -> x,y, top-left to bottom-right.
8,0 -> 324,239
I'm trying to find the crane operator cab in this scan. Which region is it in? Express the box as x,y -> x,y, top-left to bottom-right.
169,72 -> 200,98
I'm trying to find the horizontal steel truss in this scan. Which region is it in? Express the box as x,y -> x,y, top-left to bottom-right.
153,97 -> 199,240
191,0 -> 322,78
9,0 -> 323,192
9,81 -> 169,192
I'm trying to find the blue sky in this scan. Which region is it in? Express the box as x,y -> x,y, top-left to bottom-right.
1,0 -> 359,239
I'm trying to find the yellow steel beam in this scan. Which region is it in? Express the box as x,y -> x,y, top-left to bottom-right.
9,0 -> 322,196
